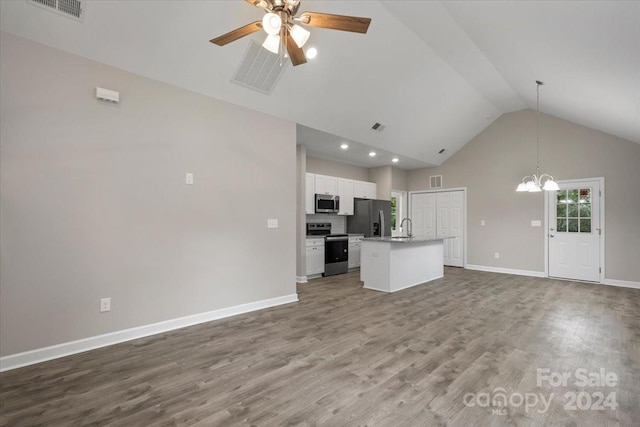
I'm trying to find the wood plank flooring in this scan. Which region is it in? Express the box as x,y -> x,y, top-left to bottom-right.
1,268 -> 639,426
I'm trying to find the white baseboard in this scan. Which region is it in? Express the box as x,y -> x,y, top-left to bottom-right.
465,264 -> 546,278
296,275 -> 308,283
466,265 -> 640,290
602,278 -> 640,290
0,293 -> 298,372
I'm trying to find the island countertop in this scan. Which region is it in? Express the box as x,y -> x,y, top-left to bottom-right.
362,236 -> 454,244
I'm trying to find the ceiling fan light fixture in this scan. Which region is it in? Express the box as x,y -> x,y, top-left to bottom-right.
285,0 -> 300,6
262,13 -> 282,36
262,34 -> 280,54
290,24 -> 310,48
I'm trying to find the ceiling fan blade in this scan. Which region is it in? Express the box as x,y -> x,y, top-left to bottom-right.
299,12 -> 371,34
210,21 -> 262,46
284,29 -> 307,66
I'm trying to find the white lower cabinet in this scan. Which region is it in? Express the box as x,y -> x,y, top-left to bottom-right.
306,238 -> 325,276
348,235 -> 363,269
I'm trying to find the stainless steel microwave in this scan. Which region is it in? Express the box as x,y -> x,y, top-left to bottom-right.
315,194 -> 340,213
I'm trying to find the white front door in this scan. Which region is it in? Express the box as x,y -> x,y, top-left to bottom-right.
548,180 -> 601,282
437,191 -> 464,267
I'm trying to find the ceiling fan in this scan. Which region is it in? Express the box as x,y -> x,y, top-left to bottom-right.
210,0 -> 372,66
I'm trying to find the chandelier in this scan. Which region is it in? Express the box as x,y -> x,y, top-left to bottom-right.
516,81 -> 559,192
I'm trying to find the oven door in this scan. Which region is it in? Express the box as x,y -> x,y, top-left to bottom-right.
325,237 -> 348,263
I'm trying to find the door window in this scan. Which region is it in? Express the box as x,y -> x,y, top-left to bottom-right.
556,188 -> 591,233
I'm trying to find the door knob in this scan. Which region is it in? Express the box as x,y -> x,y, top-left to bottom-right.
549,234 -> 555,238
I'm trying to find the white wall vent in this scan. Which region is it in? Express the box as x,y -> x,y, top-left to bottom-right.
230,40 -> 288,95
430,175 -> 443,189
27,0 -> 84,21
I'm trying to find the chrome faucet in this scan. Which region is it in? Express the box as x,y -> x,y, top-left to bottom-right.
400,218 -> 413,238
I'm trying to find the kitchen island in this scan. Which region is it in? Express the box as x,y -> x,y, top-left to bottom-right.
360,236 -> 451,293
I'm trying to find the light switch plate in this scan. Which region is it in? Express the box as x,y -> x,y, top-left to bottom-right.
480,220 -> 486,226
531,220 -> 542,227
267,219 -> 278,229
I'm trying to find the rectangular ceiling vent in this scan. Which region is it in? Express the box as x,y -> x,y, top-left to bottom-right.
371,122 -> 386,132
27,0 -> 84,21
430,175 -> 443,189
230,40 -> 289,95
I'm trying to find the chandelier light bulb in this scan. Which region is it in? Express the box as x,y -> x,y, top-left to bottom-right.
262,13 -> 282,36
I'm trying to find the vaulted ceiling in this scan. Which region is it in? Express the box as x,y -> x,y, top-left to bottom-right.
2,1 -> 638,169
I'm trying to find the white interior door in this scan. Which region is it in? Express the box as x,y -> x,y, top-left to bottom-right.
548,180 -> 601,282
410,193 -> 436,237
410,190 -> 465,267
437,191 -> 464,267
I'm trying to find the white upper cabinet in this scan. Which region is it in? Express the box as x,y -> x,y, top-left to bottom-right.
353,180 -> 377,199
305,173 -> 315,214
337,178 -> 354,216
314,174 -> 338,195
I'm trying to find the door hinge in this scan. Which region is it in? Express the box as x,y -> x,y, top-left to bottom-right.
599,267 -> 602,273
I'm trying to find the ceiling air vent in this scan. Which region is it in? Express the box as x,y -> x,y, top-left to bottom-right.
28,0 -> 84,21
430,175 -> 443,189
230,40 -> 289,95
371,122 -> 386,132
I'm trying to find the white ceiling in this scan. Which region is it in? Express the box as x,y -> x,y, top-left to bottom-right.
2,1 -> 638,170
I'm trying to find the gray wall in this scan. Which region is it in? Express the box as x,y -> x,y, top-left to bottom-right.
391,167 -> 408,192
368,166 -> 392,200
0,33 -> 297,356
408,109 -> 640,282
306,156 -> 369,181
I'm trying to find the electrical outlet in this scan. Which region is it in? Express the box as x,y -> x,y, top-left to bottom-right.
480,220 -> 486,226
494,252 -> 500,259
185,173 -> 194,185
100,298 -> 111,313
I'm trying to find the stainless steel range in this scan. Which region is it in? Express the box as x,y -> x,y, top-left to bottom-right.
306,223 -> 349,277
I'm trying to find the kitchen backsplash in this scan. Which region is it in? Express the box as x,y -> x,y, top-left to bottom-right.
306,214 -> 346,234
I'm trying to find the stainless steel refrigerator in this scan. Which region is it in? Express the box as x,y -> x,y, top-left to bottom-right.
347,199 -> 392,237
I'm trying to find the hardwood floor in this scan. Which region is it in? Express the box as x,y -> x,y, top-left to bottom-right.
1,268 -> 639,426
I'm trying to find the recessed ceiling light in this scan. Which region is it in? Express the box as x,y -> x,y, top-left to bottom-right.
340,143 -> 349,150
369,151 -> 376,157
306,47 -> 318,59
392,157 -> 399,163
